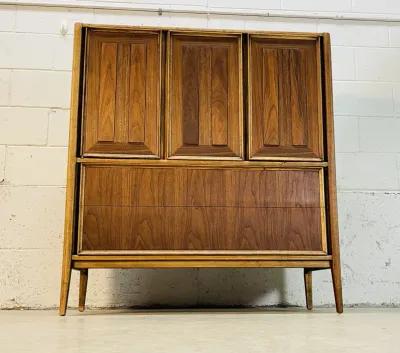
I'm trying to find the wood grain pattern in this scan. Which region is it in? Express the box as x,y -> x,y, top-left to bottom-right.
129,43 -> 146,143
83,29 -> 161,157
262,48 -> 279,146
79,166 -> 325,253
81,206 -> 323,252
82,166 -> 322,208
98,42 -> 117,142
167,32 -> 243,159
211,47 -> 229,146
248,36 -> 323,160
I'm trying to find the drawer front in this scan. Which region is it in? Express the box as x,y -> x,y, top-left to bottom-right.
82,29 -> 161,158
166,32 -> 243,160
79,166 -> 326,253
248,36 -> 323,161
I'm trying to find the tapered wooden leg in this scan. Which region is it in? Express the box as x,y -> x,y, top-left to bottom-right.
304,269 -> 313,310
331,261 -> 343,313
79,269 -> 88,312
59,265 -> 72,316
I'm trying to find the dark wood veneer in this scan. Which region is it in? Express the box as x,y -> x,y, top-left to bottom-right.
79,166 -> 325,253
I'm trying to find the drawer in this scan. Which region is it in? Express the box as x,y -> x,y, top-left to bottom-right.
78,165 -> 326,254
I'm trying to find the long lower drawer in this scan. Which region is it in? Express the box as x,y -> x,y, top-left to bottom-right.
78,165 -> 326,254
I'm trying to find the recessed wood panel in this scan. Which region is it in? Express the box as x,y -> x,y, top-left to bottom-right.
167,32 -> 243,159
83,29 -> 161,158
248,36 -> 323,160
79,166 -> 325,253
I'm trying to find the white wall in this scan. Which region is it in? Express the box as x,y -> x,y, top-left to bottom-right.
1,1 -> 400,309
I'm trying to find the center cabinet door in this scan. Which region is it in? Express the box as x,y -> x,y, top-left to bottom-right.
166,31 -> 243,159
248,35 -> 324,161
82,29 -> 162,158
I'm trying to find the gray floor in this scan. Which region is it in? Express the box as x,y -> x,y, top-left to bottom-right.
1,308 -> 398,352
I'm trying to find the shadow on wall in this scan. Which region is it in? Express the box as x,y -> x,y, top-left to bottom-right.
106,268 -> 288,308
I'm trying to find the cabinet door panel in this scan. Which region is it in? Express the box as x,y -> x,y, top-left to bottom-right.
83,30 -> 161,158
167,32 -> 243,159
249,36 -> 323,160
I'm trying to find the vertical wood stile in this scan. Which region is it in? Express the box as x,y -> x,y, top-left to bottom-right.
322,33 -> 343,314
59,23 -> 84,316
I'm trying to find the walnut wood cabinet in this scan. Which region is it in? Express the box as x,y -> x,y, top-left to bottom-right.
59,23 -> 343,315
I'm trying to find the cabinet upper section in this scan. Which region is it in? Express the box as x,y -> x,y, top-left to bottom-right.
78,26 -> 330,161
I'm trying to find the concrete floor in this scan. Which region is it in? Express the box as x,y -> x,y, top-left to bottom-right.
0,308 -> 398,353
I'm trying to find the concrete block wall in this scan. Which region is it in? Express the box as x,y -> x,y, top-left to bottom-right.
0,1 -> 400,309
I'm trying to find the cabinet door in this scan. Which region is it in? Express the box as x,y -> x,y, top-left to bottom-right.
248,36 -> 323,160
167,32 -> 243,159
82,29 -> 161,158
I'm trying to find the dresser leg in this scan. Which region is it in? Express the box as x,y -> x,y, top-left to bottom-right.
304,269 -> 313,310
59,265 -> 71,316
331,261 -> 344,313
79,269 -> 89,312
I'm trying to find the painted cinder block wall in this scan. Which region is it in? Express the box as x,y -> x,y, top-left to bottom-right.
0,0 -> 399,308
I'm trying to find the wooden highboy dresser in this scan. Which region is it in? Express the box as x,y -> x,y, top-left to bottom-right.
59,23 -> 343,315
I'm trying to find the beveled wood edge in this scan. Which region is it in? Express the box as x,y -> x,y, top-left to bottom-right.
72,255 -> 332,261
73,260 -> 331,269
248,155 -> 323,162
80,23 -> 325,38
76,157 -> 328,168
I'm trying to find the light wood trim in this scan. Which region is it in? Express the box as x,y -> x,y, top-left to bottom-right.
59,23 -> 84,316
73,260 -> 331,269
77,157 -> 328,168
322,33 -> 343,313
81,23 -> 322,38
72,255 -> 332,261
78,250 -> 328,255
